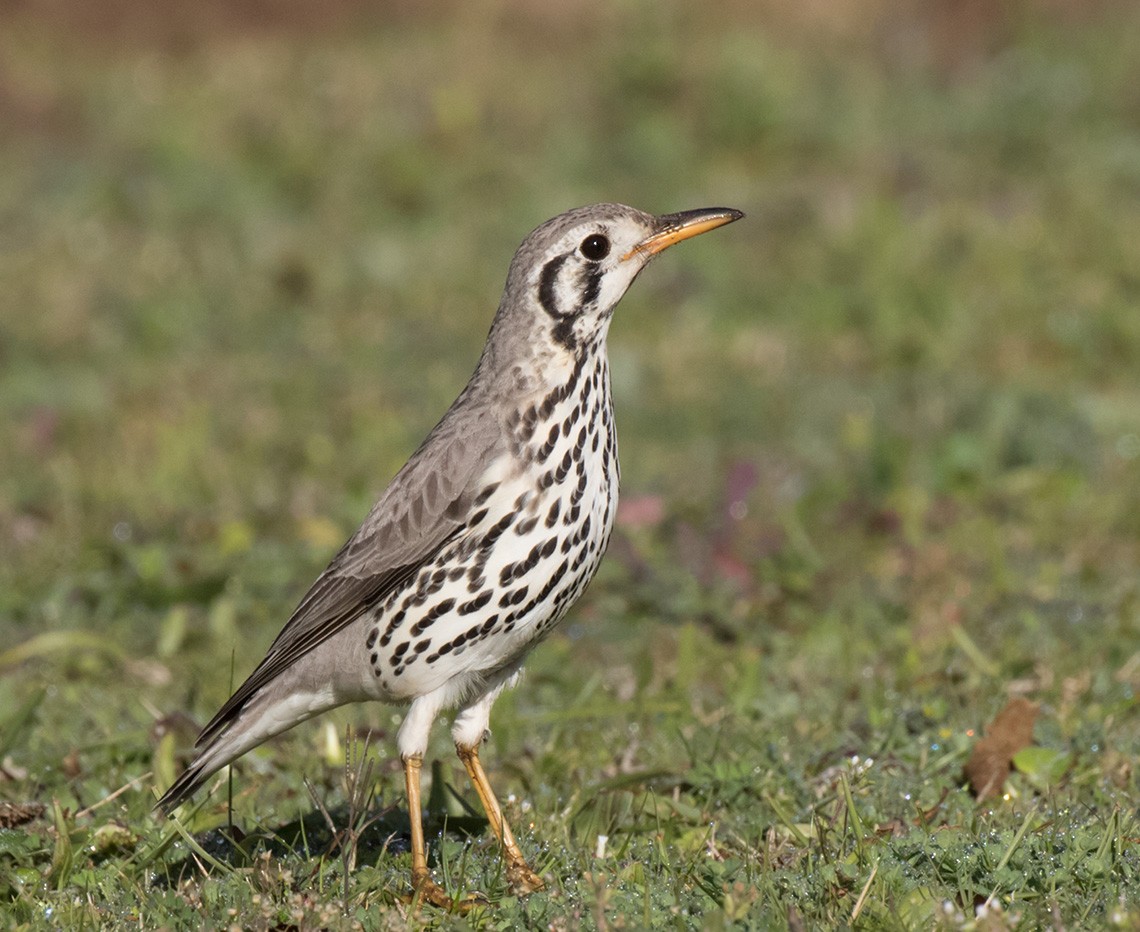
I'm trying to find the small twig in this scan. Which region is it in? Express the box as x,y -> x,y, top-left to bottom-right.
304,777 -> 340,845
850,860 -> 878,922
340,727 -> 382,910
75,771 -> 153,819
342,727 -> 379,873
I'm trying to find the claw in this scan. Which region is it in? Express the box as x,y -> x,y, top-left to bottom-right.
506,859 -> 545,895
406,871 -> 488,914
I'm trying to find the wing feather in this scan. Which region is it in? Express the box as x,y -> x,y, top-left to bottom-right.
195,404 -> 503,747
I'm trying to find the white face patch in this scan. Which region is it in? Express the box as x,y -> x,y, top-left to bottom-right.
548,256 -> 581,318
530,217 -> 655,352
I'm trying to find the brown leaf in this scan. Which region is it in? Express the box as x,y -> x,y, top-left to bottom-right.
965,697 -> 1039,801
61,749 -> 82,779
0,801 -> 46,828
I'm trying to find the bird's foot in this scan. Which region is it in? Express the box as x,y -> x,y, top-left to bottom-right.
406,871 -> 487,914
505,858 -> 545,895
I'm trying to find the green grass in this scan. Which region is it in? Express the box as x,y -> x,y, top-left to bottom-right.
3,1 -> 1140,927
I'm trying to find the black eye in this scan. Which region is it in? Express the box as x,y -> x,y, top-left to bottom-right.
579,233 -> 610,261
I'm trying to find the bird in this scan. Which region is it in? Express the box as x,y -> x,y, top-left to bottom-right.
156,202 -> 743,909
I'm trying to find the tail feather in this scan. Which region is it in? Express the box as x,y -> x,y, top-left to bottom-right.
156,681 -> 340,814
156,744 -> 233,814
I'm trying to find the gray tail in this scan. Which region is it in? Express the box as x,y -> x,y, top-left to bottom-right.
155,676 -> 338,815
156,755 -> 218,815
155,719 -> 262,815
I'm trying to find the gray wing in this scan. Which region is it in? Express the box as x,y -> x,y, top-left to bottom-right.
195,404 -> 504,746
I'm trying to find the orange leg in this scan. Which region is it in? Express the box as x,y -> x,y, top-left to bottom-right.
403,754 -> 455,909
455,742 -> 545,894
402,754 -> 486,912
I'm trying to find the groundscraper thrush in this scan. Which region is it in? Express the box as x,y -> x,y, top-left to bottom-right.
157,203 -> 743,909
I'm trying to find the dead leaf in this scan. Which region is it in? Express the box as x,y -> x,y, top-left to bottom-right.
0,801 -> 46,828
965,697 -> 1039,800
61,750 -> 82,779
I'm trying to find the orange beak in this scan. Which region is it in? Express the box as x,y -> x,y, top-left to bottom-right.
623,207 -> 744,261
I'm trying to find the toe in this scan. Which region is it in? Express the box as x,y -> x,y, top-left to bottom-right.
506,861 -> 545,895
406,874 -> 488,913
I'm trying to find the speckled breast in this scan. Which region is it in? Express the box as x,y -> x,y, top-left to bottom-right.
364,351 -> 619,699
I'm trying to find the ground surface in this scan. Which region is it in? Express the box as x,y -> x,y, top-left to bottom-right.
2,1 -> 1140,928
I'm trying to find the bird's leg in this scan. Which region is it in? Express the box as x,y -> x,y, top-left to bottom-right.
450,668 -> 542,894
403,753 -> 492,913
455,741 -> 545,894
403,753 -> 456,910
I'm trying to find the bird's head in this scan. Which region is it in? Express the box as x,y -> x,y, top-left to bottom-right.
490,203 -> 743,366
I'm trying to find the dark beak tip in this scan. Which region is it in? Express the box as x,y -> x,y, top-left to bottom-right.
687,206 -> 745,228
626,205 -> 745,260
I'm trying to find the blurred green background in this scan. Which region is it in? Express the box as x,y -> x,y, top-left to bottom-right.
2,0 -> 1139,927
